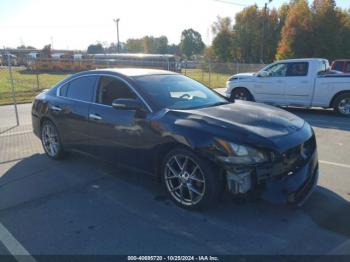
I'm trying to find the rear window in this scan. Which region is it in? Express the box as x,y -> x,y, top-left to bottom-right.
346,62 -> 350,73
333,62 -> 343,72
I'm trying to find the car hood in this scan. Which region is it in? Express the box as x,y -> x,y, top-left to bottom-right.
169,101 -> 306,150
231,72 -> 256,79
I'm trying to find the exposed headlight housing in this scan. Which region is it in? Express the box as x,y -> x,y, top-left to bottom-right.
216,139 -> 269,164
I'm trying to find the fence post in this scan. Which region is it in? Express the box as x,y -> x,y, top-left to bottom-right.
201,62 -> 204,82
36,69 -> 40,91
208,59 -> 211,88
7,53 -> 19,126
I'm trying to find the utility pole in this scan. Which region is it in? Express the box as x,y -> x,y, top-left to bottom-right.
261,0 -> 272,63
113,18 -> 120,53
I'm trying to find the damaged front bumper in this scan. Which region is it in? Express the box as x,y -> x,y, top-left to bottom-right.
260,149 -> 319,206
225,143 -> 319,206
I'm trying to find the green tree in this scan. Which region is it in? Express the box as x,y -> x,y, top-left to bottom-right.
211,7 -> 280,63
167,44 -> 180,55
276,0 -> 313,60
339,9 -> 350,58
233,6 -> 262,62
125,36 -> 169,54
155,36 -> 168,54
311,0 -> 346,60
125,38 -> 144,53
210,16 -> 235,62
87,43 -> 104,54
41,44 -> 52,58
211,16 -> 233,36
180,29 -> 205,58
212,31 -> 234,62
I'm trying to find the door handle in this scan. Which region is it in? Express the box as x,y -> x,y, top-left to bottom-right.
51,105 -> 62,112
89,113 -> 102,121
277,80 -> 284,83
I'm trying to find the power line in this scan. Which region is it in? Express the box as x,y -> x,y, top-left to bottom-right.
213,0 -> 249,7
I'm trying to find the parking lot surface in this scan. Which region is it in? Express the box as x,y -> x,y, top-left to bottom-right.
0,100 -> 350,256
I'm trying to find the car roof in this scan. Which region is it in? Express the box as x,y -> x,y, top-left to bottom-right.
85,68 -> 178,77
276,58 -> 327,63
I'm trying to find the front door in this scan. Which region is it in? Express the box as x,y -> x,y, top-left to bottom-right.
88,75 -> 154,172
254,62 -> 287,104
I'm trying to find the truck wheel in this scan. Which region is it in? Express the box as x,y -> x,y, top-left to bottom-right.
333,93 -> 350,117
231,88 -> 254,102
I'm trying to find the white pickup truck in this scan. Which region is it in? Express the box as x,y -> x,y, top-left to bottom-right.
225,58 -> 350,116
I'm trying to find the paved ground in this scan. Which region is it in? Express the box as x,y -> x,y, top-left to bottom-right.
0,99 -> 350,257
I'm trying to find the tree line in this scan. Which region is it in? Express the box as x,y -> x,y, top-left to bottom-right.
87,29 -> 205,58
86,0 -> 349,63
209,0 -> 350,63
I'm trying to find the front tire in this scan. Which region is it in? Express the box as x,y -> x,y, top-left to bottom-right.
333,93 -> 350,117
231,88 -> 253,102
162,147 -> 222,210
41,120 -> 65,159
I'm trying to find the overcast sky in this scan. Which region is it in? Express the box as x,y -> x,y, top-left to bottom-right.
1,0 -> 349,50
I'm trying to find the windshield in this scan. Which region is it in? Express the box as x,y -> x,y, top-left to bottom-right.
133,74 -> 228,111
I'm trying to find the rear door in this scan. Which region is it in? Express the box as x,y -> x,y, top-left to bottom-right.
284,62 -> 313,106
52,75 -> 97,150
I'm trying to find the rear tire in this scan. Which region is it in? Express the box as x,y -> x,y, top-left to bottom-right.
41,120 -> 66,159
231,88 -> 254,102
333,93 -> 350,117
161,147 -> 223,210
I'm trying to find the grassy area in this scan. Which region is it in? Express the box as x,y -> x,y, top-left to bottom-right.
0,67 -> 230,105
183,69 -> 230,89
0,67 -> 69,105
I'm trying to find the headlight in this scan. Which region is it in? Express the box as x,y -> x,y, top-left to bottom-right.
215,139 -> 269,164
228,76 -> 238,81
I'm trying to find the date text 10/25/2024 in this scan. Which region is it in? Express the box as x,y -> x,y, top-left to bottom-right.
127,256 -> 219,261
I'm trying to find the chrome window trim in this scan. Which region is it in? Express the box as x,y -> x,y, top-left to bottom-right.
56,73 -> 153,112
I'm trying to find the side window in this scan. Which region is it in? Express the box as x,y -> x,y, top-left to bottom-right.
346,62 -> 350,73
265,63 -> 288,77
96,76 -> 136,106
63,76 -> 96,102
286,62 -> 309,77
59,83 -> 69,96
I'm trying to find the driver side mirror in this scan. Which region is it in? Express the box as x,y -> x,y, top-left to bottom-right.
112,98 -> 145,111
258,71 -> 269,77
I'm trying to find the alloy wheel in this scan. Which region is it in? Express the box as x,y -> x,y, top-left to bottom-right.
164,154 -> 206,206
42,123 -> 60,157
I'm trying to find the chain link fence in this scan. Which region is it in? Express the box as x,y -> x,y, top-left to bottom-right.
182,61 -> 266,89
